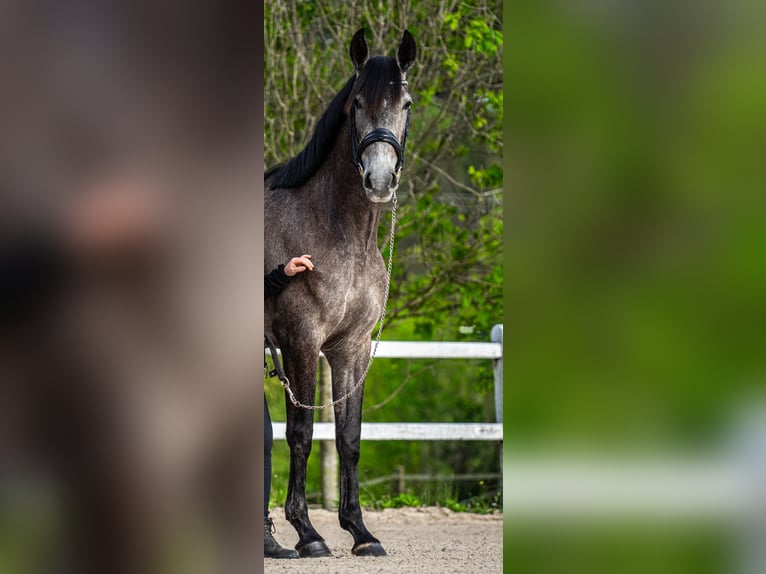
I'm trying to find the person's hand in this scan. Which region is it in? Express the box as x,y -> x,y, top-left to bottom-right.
284,255 -> 313,276
66,174 -> 164,260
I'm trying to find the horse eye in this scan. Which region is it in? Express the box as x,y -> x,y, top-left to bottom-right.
403,101 -> 412,110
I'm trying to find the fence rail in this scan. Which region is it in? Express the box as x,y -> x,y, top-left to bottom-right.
271,421 -> 503,441
503,457 -> 749,518
372,340 -> 502,359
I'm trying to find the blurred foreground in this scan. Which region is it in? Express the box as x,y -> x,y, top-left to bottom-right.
0,2 -> 263,573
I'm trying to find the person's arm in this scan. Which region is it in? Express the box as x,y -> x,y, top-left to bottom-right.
264,264 -> 291,298
265,255 -> 313,298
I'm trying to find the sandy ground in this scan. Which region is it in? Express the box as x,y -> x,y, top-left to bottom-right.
264,506 -> 503,574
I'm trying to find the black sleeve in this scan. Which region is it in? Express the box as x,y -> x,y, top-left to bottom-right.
0,230 -> 72,322
264,264 -> 291,298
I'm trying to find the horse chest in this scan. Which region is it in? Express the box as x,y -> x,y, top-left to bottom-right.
332,264 -> 383,309
308,259 -> 384,333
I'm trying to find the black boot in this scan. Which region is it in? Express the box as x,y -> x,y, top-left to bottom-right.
264,517 -> 299,559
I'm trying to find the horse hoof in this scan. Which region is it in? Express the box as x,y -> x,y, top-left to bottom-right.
352,542 -> 387,556
297,540 -> 332,558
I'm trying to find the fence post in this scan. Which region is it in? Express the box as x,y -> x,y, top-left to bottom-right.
491,324 -> 503,424
396,465 -> 406,494
319,356 -> 337,509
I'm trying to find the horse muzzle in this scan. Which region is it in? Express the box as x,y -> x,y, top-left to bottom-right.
349,104 -> 409,204
363,165 -> 398,202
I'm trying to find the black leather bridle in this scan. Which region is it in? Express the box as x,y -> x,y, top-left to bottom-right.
348,83 -> 411,176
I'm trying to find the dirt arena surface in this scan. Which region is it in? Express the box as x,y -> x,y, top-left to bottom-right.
264,506 -> 503,574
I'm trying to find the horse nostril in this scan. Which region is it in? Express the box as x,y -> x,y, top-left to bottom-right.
390,173 -> 398,188
364,173 -> 372,189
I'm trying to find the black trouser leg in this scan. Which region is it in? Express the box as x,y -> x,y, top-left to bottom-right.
264,393 -> 273,519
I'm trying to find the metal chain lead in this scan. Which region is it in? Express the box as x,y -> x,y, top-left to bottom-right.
280,191 -> 397,410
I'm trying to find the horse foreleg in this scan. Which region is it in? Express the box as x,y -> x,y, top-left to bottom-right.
330,350 -> 386,557
282,350 -> 332,558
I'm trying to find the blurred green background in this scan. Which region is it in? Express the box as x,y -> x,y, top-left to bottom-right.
505,0 -> 766,571
506,0 -> 766,453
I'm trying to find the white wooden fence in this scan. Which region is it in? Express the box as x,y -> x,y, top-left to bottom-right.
269,324 -> 504,441
267,324 -> 503,509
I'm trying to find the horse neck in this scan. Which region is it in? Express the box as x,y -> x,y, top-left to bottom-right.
312,123 -> 383,246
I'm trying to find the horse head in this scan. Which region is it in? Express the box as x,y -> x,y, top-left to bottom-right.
347,28 -> 416,203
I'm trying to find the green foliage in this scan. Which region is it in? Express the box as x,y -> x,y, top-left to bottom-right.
358,483 -> 501,514
376,492 -> 422,509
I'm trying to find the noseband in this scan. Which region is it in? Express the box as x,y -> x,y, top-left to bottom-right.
348,84 -> 411,175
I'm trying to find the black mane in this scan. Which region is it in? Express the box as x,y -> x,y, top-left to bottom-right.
266,56 -> 405,189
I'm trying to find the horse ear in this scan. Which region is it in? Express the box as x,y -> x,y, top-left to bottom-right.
397,29 -> 416,73
350,28 -> 369,71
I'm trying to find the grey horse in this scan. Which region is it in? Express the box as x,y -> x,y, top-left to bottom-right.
265,28 -> 416,557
